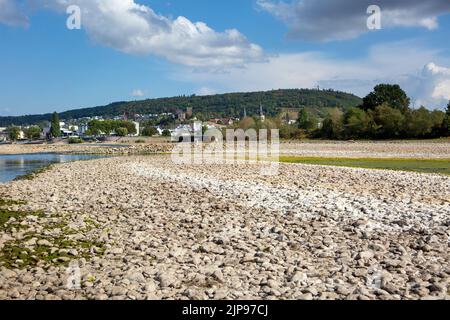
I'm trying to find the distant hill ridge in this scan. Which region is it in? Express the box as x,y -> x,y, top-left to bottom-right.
0,89 -> 362,126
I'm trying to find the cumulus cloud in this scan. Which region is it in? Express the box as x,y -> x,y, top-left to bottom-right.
404,63 -> 450,107
178,42 -> 450,109
131,89 -> 144,97
0,0 -> 28,27
257,0 -> 450,41
16,0 -> 263,68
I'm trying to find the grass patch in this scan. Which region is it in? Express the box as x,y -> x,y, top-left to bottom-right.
0,197 -> 105,269
0,198 -> 26,207
13,164 -> 53,181
279,156 -> 450,175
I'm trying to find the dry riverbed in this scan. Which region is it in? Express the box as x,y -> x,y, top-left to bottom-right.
2,140 -> 449,159
0,155 -> 449,300
0,142 -> 173,155
281,140 -> 450,159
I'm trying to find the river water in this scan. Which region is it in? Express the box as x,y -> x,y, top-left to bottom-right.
0,153 -> 107,183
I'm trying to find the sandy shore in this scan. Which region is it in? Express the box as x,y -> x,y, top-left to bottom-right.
0,155 -> 449,300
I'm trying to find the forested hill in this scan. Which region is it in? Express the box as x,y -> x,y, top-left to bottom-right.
0,89 -> 362,126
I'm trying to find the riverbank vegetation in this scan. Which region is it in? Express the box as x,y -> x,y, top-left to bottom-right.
281,85 -> 449,140
234,85 -> 449,141
279,156 -> 450,175
86,120 -> 137,136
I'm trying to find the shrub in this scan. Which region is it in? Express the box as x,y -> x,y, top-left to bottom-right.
7,126 -> 21,141
141,126 -> 158,137
68,137 -> 83,144
24,126 -> 42,140
115,127 -> 128,137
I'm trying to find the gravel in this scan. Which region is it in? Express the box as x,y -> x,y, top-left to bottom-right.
0,154 -> 448,300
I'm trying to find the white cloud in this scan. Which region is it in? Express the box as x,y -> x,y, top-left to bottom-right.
178,42 -> 450,109
257,0 -> 450,41
0,0 -> 28,27
404,63 -> 450,107
131,89 -> 144,97
196,87 -> 217,96
17,0 -> 263,68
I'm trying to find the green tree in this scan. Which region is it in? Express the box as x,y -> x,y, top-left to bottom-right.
343,107 -> 373,139
141,126 -> 158,136
297,108 -> 309,129
7,126 -> 21,141
87,120 -> 137,136
50,112 -> 61,138
162,129 -> 171,137
24,126 -> 42,140
362,84 -> 410,114
429,110 -> 446,137
405,107 -> 433,138
297,108 -> 318,131
320,108 -> 344,139
238,117 -> 256,130
443,101 -> 450,136
373,103 -> 405,138
115,127 -> 128,137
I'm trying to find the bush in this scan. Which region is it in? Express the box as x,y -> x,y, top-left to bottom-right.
141,126 -> 158,137
88,120 -> 136,135
115,127 -> 128,137
68,137 -> 83,144
24,126 -> 42,140
135,139 -> 146,144
7,126 -> 21,141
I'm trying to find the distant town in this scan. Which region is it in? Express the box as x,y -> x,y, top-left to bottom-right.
1,84 -> 449,143
0,105 -> 274,143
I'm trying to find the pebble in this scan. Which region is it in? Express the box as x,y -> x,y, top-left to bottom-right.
0,152 -> 448,300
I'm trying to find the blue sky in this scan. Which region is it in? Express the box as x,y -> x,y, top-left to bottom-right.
1,0 -> 450,116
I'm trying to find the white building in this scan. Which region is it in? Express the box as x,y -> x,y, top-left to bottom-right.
156,127 -> 164,135
18,130 -> 25,140
0,127 -> 7,142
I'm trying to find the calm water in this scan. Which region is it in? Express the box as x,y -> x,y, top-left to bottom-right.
0,153 -> 107,183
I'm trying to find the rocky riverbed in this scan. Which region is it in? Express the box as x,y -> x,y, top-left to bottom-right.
281,140 -> 450,159
2,140 -> 449,159
0,155 -> 449,300
0,142 -> 174,155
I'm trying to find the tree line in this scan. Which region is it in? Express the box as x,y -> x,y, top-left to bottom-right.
0,89 -> 362,126
4,114 -> 138,141
85,120 -> 137,136
298,84 -> 449,140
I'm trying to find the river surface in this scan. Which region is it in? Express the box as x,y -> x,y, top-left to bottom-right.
0,153 -> 107,183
